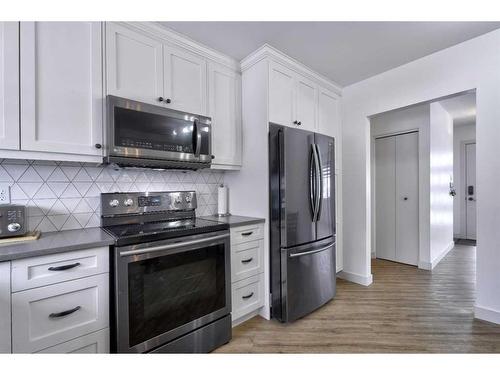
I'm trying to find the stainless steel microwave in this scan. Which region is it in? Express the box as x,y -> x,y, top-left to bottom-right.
104,96 -> 213,170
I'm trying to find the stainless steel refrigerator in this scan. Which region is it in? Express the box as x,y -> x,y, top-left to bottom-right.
269,123 -> 336,323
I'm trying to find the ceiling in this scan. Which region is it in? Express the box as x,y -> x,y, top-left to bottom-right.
438,92 -> 476,127
159,22 -> 500,86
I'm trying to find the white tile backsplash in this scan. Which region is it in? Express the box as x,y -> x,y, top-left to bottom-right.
0,159 -> 224,233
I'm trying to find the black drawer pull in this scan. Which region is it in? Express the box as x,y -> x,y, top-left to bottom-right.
48,262 -> 81,271
242,292 -> 254,300
241,231 -> 253,236
241,258 -> 253,264
49,306 -> 81,319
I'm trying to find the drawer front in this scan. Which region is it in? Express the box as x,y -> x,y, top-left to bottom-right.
36,328 -> 110,353
231,273 -> 264,321
231,239 -> 264,282
231,223 -> 264,245
12,273 -> 109,353
12,247 -> 109,292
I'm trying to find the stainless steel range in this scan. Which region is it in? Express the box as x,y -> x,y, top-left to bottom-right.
101,191 -> 231,353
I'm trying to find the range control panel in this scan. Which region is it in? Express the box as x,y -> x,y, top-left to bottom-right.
100,191 -> 197,216
0,204 -> 26,238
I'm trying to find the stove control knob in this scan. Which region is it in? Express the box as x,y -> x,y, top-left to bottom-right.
185,195 -> 192,203
124,198 -> 134,207
7,222 -> 21,232
109,199 -> 119,207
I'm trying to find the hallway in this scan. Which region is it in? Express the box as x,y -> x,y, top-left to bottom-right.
216,244 -> 500,353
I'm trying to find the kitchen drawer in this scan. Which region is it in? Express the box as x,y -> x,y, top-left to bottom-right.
231,273 -> 264,321
230,223 -> 264,245
231,239 -> 264,282
12,273 -> 109,353
11,247 -> 109,292
36,328 -> 110,353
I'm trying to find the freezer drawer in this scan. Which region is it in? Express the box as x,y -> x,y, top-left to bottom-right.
282,239 -> 336,322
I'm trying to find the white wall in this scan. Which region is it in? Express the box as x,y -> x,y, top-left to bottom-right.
370,104 -> 430,268
342,29 -> 500,324
429,102 -> 454,265
453,123 -> 476,238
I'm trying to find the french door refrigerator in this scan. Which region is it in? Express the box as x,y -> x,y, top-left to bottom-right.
269,123 -> 336,323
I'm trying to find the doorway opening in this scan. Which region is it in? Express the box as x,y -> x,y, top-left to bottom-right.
370,90 -> 477,270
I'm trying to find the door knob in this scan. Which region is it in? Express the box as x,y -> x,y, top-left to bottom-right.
403,197 -> 408,201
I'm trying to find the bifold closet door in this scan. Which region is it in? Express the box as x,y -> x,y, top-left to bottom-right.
375,136 -> 396,262
375,132 -> 418,266
395,132 -> 419,266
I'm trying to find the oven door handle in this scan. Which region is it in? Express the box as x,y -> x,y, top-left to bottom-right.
119,233 -> 230,257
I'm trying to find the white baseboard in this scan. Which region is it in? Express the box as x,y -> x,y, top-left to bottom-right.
475,305 -> 500,325
337,270 -> 373,286
419,241 -> 455,270
233,310 -> 261,327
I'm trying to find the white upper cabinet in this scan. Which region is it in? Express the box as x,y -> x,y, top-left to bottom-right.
163,44 -> 207,115
0,22 -> 20,151
106,23 -> 164,105
20,22 -> 103,156
269,62 -> 295,127
318,87 -> 340,138
295,75 -> 318,132
208,62 -> 241,168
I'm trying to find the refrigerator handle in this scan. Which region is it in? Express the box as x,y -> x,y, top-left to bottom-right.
312,144 -> 321,222
314,144 -> 323,221
309,144 -> 317,221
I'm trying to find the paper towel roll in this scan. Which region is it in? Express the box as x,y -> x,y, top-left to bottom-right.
217,184 -> 228,215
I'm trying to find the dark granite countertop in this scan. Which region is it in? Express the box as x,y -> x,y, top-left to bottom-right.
0,227 -> 115,262
199,215 -> 265,228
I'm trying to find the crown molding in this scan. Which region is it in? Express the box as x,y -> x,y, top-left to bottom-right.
110,22 -> 241,72
241,44 -> 342,95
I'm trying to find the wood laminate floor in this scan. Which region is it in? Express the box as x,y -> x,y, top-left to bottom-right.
216,244 -> 500,353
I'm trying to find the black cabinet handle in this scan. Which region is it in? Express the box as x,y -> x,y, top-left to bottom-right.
166,98 -> 171,104
95,143 -> 102,149
48,262 -> 81,271
241,257 -> 253,264
49,306 -> 81,319
293,120 -> 298,125
242,292 -> 254,300
297,121 -> 302,126
241,231 -> 253,237
403,197 -> 408,201
158,97 -> 164,102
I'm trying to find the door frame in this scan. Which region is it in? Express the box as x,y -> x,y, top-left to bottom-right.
371,128 -> 422,267
463,141 -> 477,240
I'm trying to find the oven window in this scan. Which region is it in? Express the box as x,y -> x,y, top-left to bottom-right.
127,244 -> 226,348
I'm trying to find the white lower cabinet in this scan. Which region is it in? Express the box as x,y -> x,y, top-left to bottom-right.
229,223 -> 265,325
0,261 -> 11,353
12,273 -> 109,353
36,328 -> 110,354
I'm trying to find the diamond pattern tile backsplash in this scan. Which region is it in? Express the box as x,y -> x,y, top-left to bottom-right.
0,159 -> 224,233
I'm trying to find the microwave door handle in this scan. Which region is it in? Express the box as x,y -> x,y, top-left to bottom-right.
193,118 -> 202,157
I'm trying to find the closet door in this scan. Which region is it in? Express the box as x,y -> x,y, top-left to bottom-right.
395,132 -> 419,266
375,136 -> 396,262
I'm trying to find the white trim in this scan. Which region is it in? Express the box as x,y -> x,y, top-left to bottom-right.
418,241 -> 454,270
475,305 -> 500,325
337,270 -> 373,286
241,44 -> 342,95
113,22 -> 240,72
0,149 -> 102,163
232,309 -> 260,327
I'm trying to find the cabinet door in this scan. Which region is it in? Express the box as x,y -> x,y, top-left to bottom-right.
318,87 -> 340,137
106,23 -> 164,105
0,261 -> 11,353
208,62 -> 241,168
36,329 -> 109,353
164,44 -> 207,115
0,22 -> 19,150
295,76 -> 317,132
20,22 -> 103,156
269,61 -> 295,127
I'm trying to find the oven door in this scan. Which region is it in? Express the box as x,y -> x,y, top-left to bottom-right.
106,95 -> 212,165
114,230 -> 231,353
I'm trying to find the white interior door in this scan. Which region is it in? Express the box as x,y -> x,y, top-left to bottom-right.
375,136 -> 396,262
465,143 -> 476,240
395,132 -> 419,265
